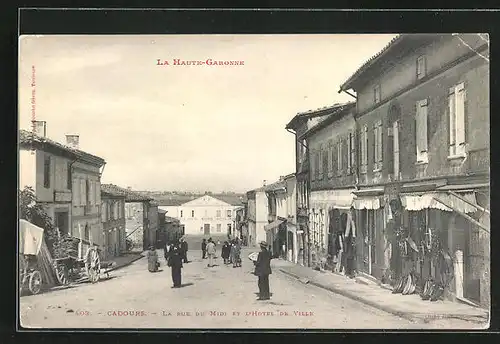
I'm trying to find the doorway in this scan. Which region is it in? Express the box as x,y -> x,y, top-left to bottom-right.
204,223 -> 210,235
55,211 -> 69,235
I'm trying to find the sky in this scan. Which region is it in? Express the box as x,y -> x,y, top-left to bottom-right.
19,34 -> 397,193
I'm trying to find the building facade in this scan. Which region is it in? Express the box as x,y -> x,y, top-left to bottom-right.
19,129 -> 106,259
246,185 -> 269,247
177,195 -> 241,238
339,34 -> 490,306
100,188 -> 126,259
301,103 -> 358,268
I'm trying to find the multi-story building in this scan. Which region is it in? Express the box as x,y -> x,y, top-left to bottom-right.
19,128 -> 106,259
285,104 -> 353,266
263,179 -> 287,258
246,183 -> 270,247
101,184 -> 154,251
176,194 -> 241,239
100,186 -> 126,259
300,102 -> 357,267
338,34 -> 490,306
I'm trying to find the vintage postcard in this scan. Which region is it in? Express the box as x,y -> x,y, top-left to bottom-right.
18,33 -> 490,330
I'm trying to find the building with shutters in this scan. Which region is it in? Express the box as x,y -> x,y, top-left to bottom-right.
100,187 -> 126,259
19,128 -> 106,259
299,103 -> 357,269
338,34 -> 490,306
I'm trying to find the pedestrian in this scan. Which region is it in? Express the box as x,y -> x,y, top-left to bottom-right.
167,240 -> 183,288
180,237 -> 189,263
254,241 -> 272,300
233,238 -> 242,268
201,238 -> 207,259
206,238 -> 217,267
222,241 -> 231,264
229,239 -> 236,265
147,246 -> 159,273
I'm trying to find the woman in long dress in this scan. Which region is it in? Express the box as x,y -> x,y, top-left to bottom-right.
147,246 -> 159,272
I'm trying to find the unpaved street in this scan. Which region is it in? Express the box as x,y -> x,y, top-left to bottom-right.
19,249 -> 484,329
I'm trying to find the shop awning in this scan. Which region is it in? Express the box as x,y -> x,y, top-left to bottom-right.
400,192 -> 478,213
310,189 -> 355,210
264,219 -> 284,231
353,197 -> 381,210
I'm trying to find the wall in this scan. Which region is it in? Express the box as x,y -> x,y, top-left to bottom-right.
308,112 -> 357,190
356,34 -> 487,113
255,191 -> 269,245
356,51 -> 489,186
285,176 -> 297,224
101,196 -> 126,258
19,150 -> 36,191
179,204 -> 239,236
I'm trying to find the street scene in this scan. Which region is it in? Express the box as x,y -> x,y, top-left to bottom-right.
18,33 -> 490,330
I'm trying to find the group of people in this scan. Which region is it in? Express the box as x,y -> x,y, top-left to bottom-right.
146,236 -> 273,301
221,238 -> 242,267
200,237 -> 241,268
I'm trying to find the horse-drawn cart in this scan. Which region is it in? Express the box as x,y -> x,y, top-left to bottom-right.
52,245 -> 104,284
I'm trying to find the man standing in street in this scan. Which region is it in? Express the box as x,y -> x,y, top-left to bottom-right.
201,238 -> 207,259
167,240 -> 183,288
254,241 -> 272,300
180,237 -> 189,263
206,238 -> 216,267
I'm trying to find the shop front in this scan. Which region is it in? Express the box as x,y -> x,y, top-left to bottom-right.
394,190 -> 482,302
352,189 -> 385,280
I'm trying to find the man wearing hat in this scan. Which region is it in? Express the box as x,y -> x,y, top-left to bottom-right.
254,241 -> 272,300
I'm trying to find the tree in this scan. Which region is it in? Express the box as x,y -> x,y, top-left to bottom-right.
19,186 -> 74,259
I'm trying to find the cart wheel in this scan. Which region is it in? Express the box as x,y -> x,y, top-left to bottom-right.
55,264 -> 69,285
88,268 -> 100,283
28,271 -> 42,295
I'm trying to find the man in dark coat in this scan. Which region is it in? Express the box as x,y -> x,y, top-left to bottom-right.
254,241 -> 272,300
167,240 -> 183,288
201,239 -> 207,259
180,237 -> 189,263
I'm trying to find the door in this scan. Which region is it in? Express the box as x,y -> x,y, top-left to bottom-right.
55,211 -> 69,235
204,223 -> 210,235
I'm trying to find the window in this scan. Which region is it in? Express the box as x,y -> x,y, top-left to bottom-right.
310,150 -> 316,181
360,125 -> 368,173
449,82 -> 466,157
67,163 -> 72,190
80,179 -> 86,206
417,55 -> 427,79
180,210 -> 183,218
228,223 -> 232,234
216,210 -> 221,218
43,155 -> 51,188
374,84 -> 381,104
101,203 -> 107,222
318,145 -> 324,179
328,141 -> 334,176
373,120 -> 383,171
393,121 -> 400,179
337,140 -> 343,173
217,224 -> 222,232
84,224 -> 90,240
191,210 -> 195,218
347,132 -> 355,174
227,210 -> 232,218
113,202 -> 118,220
416,99 -> 429,163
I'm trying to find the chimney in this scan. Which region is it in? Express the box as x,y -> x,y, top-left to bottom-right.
127,187 -> 132,191
65,134 -> 80,150
32,121 -> 46,137
279,176 -> 284,181
263,180 -> 267,187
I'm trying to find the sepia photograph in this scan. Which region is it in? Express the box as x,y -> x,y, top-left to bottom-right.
18,32 -> 490,330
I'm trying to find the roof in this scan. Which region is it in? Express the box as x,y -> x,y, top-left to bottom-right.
264,180 -> 286,192
19,129 -> 105,166
285,103 -> 349,130
101,184 -> 153,202
158,208 -> 167,214
300,102 -> 356,139
339,34 -> 440,92
212,195 -> 246,206
165,216 -> 180,223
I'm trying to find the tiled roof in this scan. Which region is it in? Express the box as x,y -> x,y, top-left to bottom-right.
158,208 -> 167,214
165,216 -> 180,223
212,195 -> 246,206
101,184 -> 153,202
19,129 -> 105,166
285,104 -> 341,130
300,102 -> 356,139
339,35 -> 403,92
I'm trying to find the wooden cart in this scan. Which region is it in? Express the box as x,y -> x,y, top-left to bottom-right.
19,220 -> 44,295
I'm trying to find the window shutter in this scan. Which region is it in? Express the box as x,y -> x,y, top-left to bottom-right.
310,150 -> 315,181
96,181 -> 101,205
393,121 -> 400,177
72,179 -> 78,204
337,140 -> 342,172
344,137 -> 349,173
421,100 -> 428,153
347,135 -> 351,171
377,121 -> 383,164
455,83 -> 466,151
373,125 -> 377,165
80,179 -> 85,206
449,87 -> 456,155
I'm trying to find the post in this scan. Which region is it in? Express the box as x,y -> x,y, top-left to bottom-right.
454,250 -> 464,298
